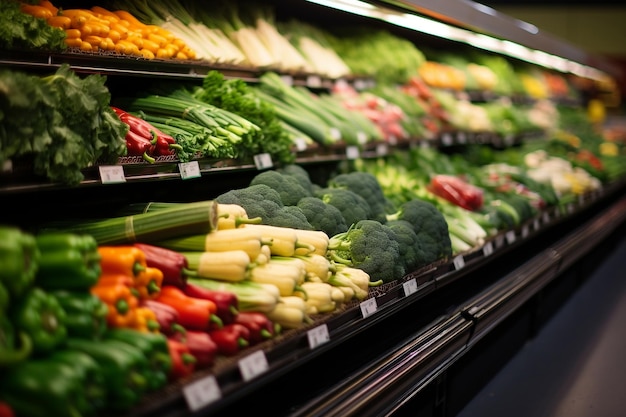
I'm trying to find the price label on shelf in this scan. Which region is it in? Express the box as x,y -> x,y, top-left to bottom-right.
482,241 -> 494,257
542,211 -> 551,224
238,350 -> 269,382
376,143 -> 389,156
294,137 -> 309,152
521,225 -> 529,238
453,255 -> 465,270
359,297 -> 377,318
183,375 -> 221,412
346,146 -> 360,160
533,218 -> 541,231
280,75 -> 293,86
307,324 -> 330,349
178,161 -> 201,180
505,230 -> 516,244
457,132 -> 467,143
403,278 -> 418,296
306,75 -> 322,88
98,165 -> 125,184
253,153 -> 273,170
441,133 -> 453,146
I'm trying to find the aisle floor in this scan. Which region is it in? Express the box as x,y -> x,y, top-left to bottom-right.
455,236 -> 626,417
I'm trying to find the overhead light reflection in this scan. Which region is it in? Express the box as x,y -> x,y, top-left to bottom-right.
304,0 -> 609,81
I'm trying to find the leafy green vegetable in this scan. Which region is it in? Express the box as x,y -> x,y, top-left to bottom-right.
0,0 -> 67,51
0,65 -> 128,185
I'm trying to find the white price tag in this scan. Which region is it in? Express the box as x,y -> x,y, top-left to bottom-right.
495,234 -> 505,248
359,297 -> 377,318
330,128 -> 342,141
441,133 -> 453,146
419,140 -> 430,148
346,146 -> 360,160
98,165 -> 125,184
453,255 -> 465,270
505,230 -> 516,244
238,350 -> 268,381
388,136 -> 398,146
542,211 -> 550,224
183,375 -> 221,412
357,132 -> 368,145
280,75 -> 293,86
457,132 -> 467,143
521,225 -> 529,238
253,153 -> 273,170
178,161 -> 201,179
376,143 -> 388,156
482,241 -> 494,257
294,137 -> 308,152
533,218 -> 541,231
306,75 -> 322,88
567,203 -> 575,214
307,324 -> 330,349
403,278 -> 418,296
2,159 -> 12,173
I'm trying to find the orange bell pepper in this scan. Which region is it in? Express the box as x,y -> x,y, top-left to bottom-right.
132,306 -> 160,333
134,267 -> 163,300
96,273 -> 141,298
98,246 -> 147,278
91,282 -> 139,328
155,286 -> 222,331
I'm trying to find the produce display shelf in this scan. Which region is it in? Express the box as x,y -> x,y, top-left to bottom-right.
93,179 -> 625,417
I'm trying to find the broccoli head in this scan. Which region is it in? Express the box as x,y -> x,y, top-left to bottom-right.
386,198 -> 452,264
386,219 -> 427,273
216,184 -> 312,229
314,187 -> 371,228
296,196 -> 349,237
278,164 -> 314,195
250,170 -> 311,206
328,171 -> 389,223
328,219 -> 404,283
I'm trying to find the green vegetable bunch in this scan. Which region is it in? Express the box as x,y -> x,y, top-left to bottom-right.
0,1 -> 67,52
0,65 -> 128,185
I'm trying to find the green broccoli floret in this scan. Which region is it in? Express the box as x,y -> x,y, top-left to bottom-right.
328,220 -> 404,283
386,219 -> 427,272
274,205 -> 314,230
278,164 -> 314,195
314,187 -> 371,228
328,171 -> 390,223
215,184 -> 312,229
386,198 -> 452,264
296,196 -> 349,237
250,170 -> 311,206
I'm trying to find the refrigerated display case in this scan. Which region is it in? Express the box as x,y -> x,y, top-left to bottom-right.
1,1 -> 625,416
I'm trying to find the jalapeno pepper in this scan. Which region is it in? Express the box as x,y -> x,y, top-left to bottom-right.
35,232 -> 102,291
11,287 -> 67,355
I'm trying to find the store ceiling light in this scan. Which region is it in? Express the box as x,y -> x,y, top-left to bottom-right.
304,0 -> 609,81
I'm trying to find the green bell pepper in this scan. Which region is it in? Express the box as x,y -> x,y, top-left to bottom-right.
0,315 -> 32,367
0,226 -> 39,298
11,287 -> 67,354
0,282 -> 8,312
105,328 -> 172,391
65,338 -> 149,411
0,357 -> 86,417
35,232 -> 102,291
49,349 -> 107,416
50,290 -> 108,340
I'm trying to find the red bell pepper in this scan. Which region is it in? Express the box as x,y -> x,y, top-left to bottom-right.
171,329 -> 218,369
155,286 -> 223,331
141,299 -> 184,336
208,323 -> 250,356
0,402 -> 15,417
166,338 -> 196,380
428,174 -> 484,211
182,282 -> 239,325
234,311 -> 279,345
133,243 -> 190,287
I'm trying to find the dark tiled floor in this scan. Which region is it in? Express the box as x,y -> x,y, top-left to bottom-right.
456,236 -> 626,417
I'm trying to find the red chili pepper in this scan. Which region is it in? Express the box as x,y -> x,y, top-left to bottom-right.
171,329 -> 218,369
182,282 -> 239,325
234,311 -> 279,345
133,243 -> 189,287
208,323 -> 250,356
125,130 -> 156,164
155,286 -> 223,331
141,299 -> 183,336
166,338 -> 196,380
428,175 -> 484,211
